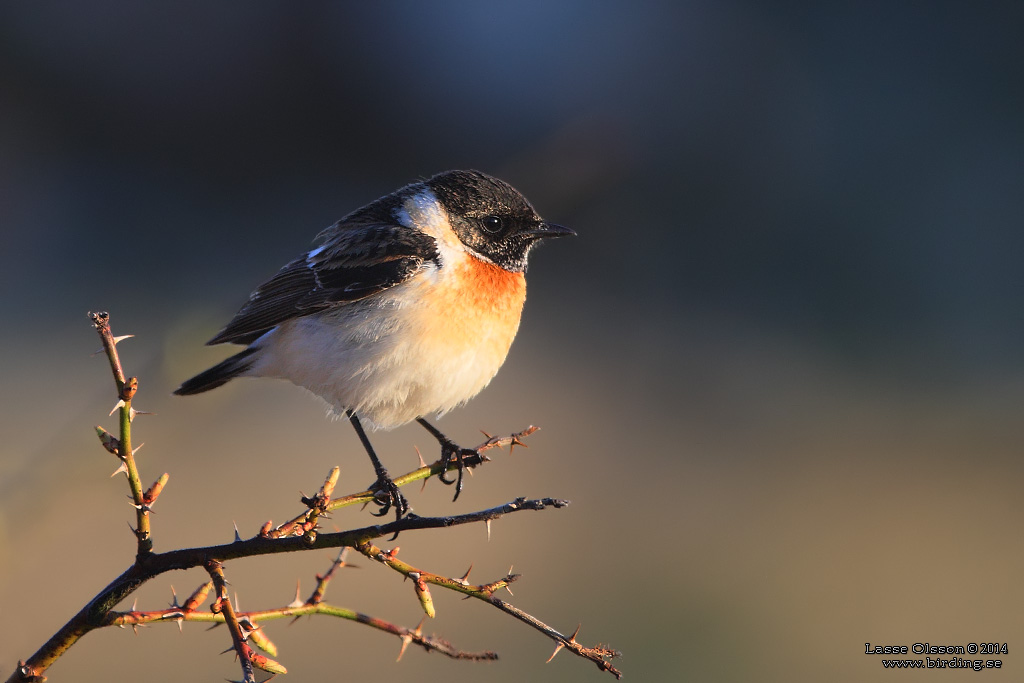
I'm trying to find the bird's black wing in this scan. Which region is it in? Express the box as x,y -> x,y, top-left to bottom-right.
207,213 -> 439,346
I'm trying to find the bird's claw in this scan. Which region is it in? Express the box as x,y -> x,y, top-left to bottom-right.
436,441 -> 479,501
369,469 -> 409,520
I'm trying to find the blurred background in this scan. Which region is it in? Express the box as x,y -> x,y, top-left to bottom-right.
2,2 -> 1023,681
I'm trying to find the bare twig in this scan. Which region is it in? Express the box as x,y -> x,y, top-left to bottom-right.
356,530 -> 623,679
6,496 -> 572,682
4,313 -> 620,682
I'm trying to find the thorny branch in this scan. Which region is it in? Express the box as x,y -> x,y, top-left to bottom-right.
206,560 -> 288,680
89,311 -> 157,562
356,539 -> 622,677
103,550 -> 500,663
264,427 -> 539,539
5,313 -> 621,682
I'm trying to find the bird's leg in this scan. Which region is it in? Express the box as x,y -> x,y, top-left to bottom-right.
416,417 -> 478,501
347,410 -> 409,519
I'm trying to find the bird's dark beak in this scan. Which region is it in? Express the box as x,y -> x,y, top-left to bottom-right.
525,222 -> 576,240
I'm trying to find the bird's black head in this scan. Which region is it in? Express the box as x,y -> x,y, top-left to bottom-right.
427,170 -> 574,272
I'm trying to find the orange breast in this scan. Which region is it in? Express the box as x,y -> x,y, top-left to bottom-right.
420,255 -> 527,357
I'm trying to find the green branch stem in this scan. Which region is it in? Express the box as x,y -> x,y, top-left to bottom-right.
103,594 -> 499,661
89,312 -> 152,559
265,427 -> 538,539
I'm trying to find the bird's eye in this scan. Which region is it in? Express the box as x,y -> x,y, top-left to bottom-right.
481,215 -> 504,234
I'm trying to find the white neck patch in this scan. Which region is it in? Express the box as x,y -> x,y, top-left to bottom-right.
395,188 -> 491,266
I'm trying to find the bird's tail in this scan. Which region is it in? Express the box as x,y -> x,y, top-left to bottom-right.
173,348 -> 259,395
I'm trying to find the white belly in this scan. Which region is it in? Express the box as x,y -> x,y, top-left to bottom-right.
249,267 -> 524,429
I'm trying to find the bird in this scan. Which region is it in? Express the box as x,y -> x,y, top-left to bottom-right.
174,170 -> 573,518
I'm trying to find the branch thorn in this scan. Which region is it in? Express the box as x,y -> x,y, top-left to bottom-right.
509,434 -> 529,453
503,565 -> 515,595
288,581 -> 304,609
546,642 -> 565,663
396,617 -> 427,662
414,446 -> 428,492
128,407 -> 154,421
91,335 -> 133,356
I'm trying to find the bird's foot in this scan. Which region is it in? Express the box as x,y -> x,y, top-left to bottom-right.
415,418 -> 483,502
435,438 -> 479,502
369,467 -> 409,521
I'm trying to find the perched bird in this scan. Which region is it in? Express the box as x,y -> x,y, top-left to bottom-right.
174,170 -> 573,517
